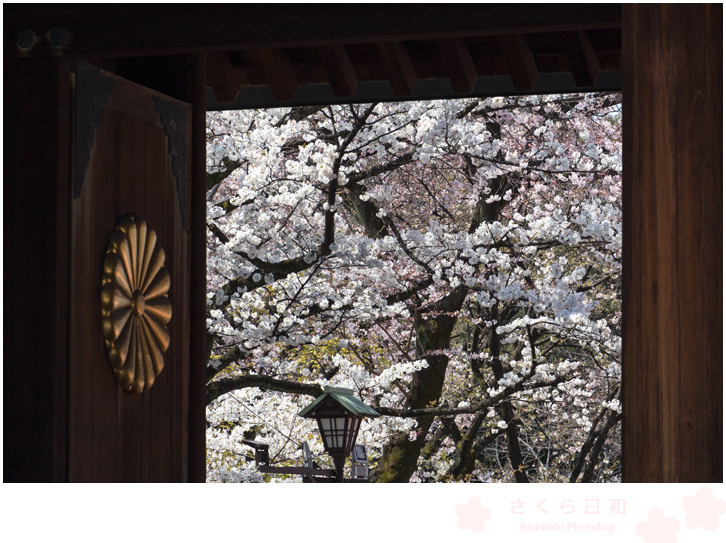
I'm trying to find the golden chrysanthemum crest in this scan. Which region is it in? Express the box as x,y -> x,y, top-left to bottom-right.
101,214 -> 172,393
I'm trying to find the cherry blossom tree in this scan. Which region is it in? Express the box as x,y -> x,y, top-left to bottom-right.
204,93 -> 622,483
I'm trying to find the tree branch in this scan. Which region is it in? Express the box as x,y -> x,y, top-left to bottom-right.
207,374 -> 324,405
207,156 -> 244,193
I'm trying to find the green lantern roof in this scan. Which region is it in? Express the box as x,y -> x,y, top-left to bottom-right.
298,386 -> 380,418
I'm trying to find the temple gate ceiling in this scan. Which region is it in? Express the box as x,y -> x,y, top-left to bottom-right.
5,4 -> 621,109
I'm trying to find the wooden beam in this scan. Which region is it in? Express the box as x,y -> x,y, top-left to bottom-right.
622,3 -> 722,482
377,41 -> 417,97
259,48 -> 299,101
321,45 -> 358,97
4,4 -> 622,58
437,38 -> 478,94
564,30 -> 600,87
498,34 -> 538,91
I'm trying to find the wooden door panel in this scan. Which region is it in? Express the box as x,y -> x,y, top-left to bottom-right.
68,63 -> 190,482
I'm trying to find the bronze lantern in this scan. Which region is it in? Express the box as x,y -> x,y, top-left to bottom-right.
298,386 -> 379,482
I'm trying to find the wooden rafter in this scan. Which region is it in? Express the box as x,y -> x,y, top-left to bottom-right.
436,38 -> 478,94
564,30 -> 601,87
321,45 -> 358,98
498,33 -> 539,92
377,41 -> 417,97
259,48 -> 299,101
206,52 -> 249,104
7,5 -> 622,107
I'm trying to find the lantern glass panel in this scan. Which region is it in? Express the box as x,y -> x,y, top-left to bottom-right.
318,416 -> 350,450
346,418 -> 361,450
333,417 -> 346,448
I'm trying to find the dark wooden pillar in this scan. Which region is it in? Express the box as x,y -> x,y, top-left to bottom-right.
188,53 -> 209,484
622,4 -> 722,482
3,57 -> 71,482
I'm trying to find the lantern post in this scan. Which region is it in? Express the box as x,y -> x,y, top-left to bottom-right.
244,386 -> 379,482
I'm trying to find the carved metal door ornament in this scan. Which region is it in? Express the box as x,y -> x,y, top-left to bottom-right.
101,214 -> 172,393
72,61 -> 116,198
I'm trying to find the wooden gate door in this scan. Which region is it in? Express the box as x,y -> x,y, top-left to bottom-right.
67,62 -> 191,482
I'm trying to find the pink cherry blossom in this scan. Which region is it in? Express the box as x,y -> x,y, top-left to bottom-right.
205,94 -> 623,483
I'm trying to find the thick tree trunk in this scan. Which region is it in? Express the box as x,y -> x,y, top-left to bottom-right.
371,172 -> 519,482
372,289 -> 467,482
487,303 -> 529,482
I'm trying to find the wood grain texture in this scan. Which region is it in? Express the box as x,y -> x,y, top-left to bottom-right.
112,55 -> 204,482
622,3 -> 722,482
